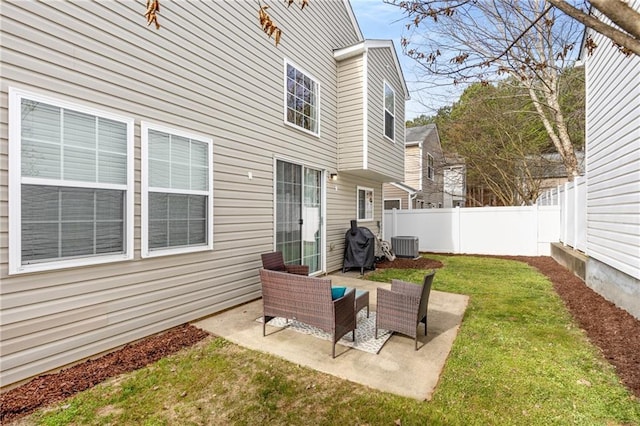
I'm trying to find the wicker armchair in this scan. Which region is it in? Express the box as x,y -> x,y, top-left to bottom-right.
375,271 -> 436,350
261,251 -> 309,275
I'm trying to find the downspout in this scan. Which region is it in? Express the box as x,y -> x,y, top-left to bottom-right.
409,192 -> 418,210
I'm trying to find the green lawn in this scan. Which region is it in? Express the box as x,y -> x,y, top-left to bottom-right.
26,255 -> 639,425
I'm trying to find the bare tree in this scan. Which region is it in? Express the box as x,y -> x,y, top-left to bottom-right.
390,0 -> 584,179
436,79 -> 577,206
390,0 -> 640,56
548,0 -> 640,56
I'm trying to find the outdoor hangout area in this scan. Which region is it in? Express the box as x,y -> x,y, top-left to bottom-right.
3,254 -> 638,425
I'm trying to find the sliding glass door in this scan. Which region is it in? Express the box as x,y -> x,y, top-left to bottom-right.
275,160 -> 322,274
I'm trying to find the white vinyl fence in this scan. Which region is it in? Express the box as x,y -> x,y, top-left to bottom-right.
537,176 -> 587,253
560,176 -> 587,253
383,205 -> 561,256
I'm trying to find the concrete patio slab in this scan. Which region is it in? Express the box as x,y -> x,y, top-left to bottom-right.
192,273 -> 469,400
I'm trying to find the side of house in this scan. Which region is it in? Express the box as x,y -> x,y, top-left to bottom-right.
443,155 -> 466,208
582,0 -> 640,319
382,182 -> 416,210
383,123 -> 444,209
0,1 -> 407,387
419,124 -> 445,208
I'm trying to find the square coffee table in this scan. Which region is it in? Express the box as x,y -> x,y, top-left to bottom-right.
355,289 -> 369,318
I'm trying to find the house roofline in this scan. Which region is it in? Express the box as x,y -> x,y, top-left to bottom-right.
390,181 -> 417,194
344,0 -> 364,42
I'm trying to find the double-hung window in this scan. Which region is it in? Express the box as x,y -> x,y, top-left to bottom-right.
285,61 -> 319,135
384,81 -> 395,141
427,153 -> 434,181
357,187 -> 374,221
9,88 -> 134,274
141,123 -> 213,257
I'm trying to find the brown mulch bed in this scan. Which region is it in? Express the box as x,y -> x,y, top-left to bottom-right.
1,255 -> 638,423
1,324 -> 209,424
501,256 -> 640,400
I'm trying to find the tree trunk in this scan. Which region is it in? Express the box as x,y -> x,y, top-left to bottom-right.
527,84 -> 580,180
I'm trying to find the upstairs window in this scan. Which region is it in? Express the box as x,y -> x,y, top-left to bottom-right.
9,88 -> 133,274
142,123 -> 213,257
384,81 -> 395,141
427,154 -> 434,180
357,187 -> 374,221
285,61 -> 319,135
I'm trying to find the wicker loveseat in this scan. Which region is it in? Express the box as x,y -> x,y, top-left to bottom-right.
259,269 -> 356,358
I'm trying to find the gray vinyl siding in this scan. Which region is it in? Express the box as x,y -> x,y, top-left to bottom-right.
0,0 -> 367,386
337,55 -> 365,171
365,48 -> 404,181
422,135 -> 445,208
326,175 -> 383,273
383,184 -> 411,210
585,8 -> 640,281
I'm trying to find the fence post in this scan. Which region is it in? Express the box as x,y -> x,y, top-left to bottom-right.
573,177 -> 579,250
392,207 -> 398,238
534,203 -> 540,255
562,182 -> 569,246
454,206 -> 461,253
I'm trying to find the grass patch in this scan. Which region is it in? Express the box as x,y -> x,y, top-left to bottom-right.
24,255 -> 640,425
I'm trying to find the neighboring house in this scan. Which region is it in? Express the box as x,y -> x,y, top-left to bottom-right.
524,151 -> 585,194
443,154 -> 466,208
383,124 -> 444,209
0,1 -> 408,387
576,2 -> 640,320
466,152 -> 583,207
383,182 -> 417,210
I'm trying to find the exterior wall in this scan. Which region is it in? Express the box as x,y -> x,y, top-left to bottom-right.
443,165 -> 466,208
421,132 -> 444,207
365,48 -> 404,182
337,55 -> 365,171
326,174 -> 383,273
403,144 -> 422,189
583,1 -> 640,319
0,0 -> 385,387
382,184 -> 411,210
586,257 -> 639,320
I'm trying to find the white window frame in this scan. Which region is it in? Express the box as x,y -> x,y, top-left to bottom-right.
357,186 -> 374,222
283,59 -> 320,137
427,153 -> 435,181
383,80 -> 395,142
141,122 -> 214,258
8,87 -> 134,274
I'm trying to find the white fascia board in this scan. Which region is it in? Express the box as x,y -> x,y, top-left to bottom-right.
391,181 -> 417,194
333,42 -> 366,61
334,40 -> 409,101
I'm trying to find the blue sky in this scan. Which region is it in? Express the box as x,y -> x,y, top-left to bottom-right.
349,0 -> 463,120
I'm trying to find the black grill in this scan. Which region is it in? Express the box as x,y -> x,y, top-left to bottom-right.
342,220 -> 375,274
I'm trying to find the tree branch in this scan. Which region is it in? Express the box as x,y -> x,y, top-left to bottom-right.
547,0 -> 640,56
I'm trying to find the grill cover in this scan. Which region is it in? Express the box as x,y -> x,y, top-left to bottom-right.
342,220 -> 376,274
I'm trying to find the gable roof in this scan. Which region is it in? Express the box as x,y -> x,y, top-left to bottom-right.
333,39 -> 410,100
405,124 -> 436,145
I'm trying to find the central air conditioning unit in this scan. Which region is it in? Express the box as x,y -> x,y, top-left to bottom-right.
391,236 -> 419,259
